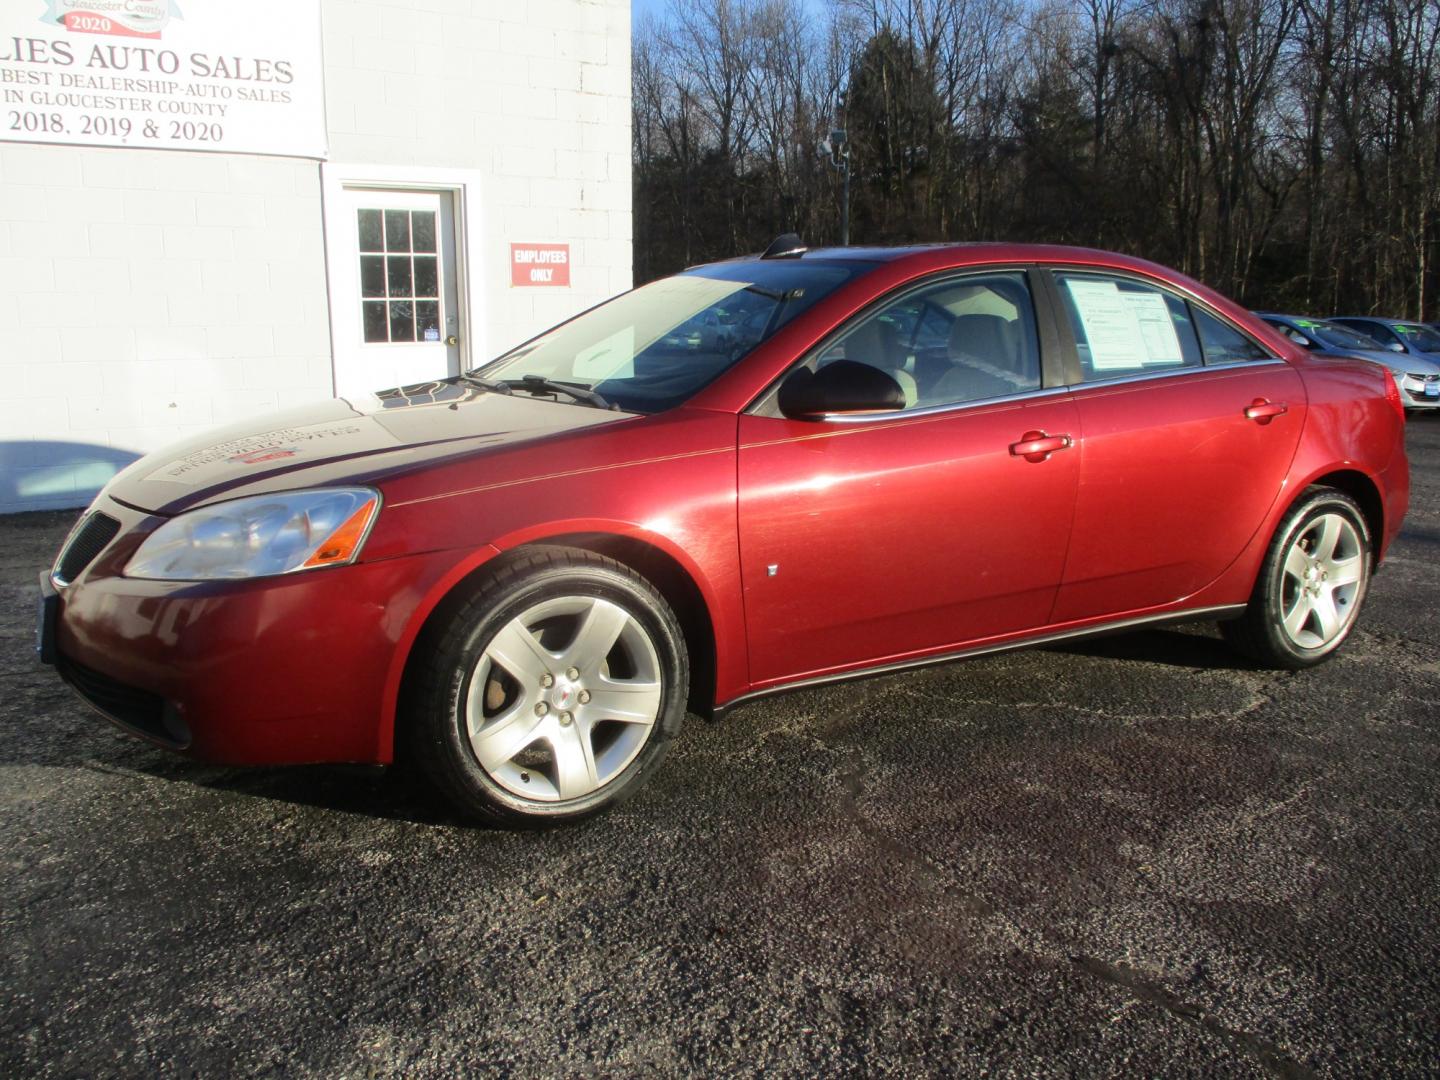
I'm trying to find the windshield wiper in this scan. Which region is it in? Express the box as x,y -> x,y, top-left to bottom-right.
506,375 -> 614,410
458,373 -> 513,394
749,284 -> 807,336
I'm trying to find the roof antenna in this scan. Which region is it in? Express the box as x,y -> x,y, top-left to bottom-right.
761,233 -> 807,259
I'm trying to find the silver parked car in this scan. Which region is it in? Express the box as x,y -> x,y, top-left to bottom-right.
1273,314 -> 1440,411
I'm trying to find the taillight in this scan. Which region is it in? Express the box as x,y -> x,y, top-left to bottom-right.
1384,372 -> 1406,421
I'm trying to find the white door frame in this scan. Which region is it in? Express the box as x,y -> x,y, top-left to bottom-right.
320,162 -> 486,396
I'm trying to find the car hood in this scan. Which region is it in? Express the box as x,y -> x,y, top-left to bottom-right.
1330,348 -> 1440,375
1403,350 -> 1440,371
101,381 -> 635,516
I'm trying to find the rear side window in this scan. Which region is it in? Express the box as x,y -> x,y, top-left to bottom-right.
1193,308 -> 1272,365
1056,273 -> 1202,381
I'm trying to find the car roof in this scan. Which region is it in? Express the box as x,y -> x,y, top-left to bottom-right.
697,242 -> 1253,329
1335,316 -> 1436,330
1258,313 -> 1339,325
713,241 -> 1184,272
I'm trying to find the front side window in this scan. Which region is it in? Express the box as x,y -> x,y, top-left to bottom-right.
1057,272 -> 1202,381
1263,319 -> 1317,349
479,260 -> 872,413
1393,323 -> 1440,352
803,271 -> 1042,411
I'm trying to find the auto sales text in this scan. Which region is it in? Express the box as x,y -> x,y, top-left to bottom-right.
0,37 -> 295,83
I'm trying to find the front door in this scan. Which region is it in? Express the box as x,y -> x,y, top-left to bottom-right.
331,187 -> 462,400
737,270 -> 1080,688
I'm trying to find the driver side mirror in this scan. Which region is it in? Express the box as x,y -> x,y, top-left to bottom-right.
778,360 -> 906,419
1389,341 -> 1406,352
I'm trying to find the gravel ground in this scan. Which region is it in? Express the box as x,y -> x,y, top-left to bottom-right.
3,421 -> 1439,1077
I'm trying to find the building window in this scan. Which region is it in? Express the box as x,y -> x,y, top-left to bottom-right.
357,208 -> 441,344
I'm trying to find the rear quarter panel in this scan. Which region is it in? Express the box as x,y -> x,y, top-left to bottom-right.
1183,351 -> 1407,615
1283,354 -> 1409,559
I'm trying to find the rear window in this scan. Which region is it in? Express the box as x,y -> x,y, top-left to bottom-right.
1310,321 -> 1387,351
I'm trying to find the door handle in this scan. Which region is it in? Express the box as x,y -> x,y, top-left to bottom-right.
445,335 -> 459,346
1244,399 -> 1288,423
1010,431 -> 1073,462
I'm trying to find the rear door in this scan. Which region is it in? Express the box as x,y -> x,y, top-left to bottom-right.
1047,269 -> 1305,623
736,269 -> 1080,687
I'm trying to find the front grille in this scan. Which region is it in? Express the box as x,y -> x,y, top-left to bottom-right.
1408,372 -> 1440,382
56,653 -> 190,748
53,512 -> 120,585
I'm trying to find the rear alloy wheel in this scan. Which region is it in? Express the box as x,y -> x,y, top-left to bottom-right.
406,548 -> 688,827
1222,487 -> 1371,669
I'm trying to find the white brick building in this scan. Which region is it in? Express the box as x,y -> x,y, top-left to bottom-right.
0,0 -> 632,512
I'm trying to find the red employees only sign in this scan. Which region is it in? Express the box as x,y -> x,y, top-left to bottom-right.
510,243 -> 570,287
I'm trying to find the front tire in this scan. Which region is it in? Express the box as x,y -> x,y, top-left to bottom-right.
405,547 -> 688,827
1222,487 -> 1371,669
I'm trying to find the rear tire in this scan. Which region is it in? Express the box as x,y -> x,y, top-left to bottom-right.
404,547 -> 688,828
1221,487 -> 1371,669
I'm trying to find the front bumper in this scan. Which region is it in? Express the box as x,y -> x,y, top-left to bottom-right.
1399,372 -> 1440,407
46,497 -> 476,766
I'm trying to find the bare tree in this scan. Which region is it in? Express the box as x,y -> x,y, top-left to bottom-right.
630,0 -> 1440,317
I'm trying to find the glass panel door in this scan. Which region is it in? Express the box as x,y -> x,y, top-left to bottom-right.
331,187 -> 461,401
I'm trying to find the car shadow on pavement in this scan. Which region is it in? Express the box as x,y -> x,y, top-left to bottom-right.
1044,627 -> 1260,670
87,753 -> 466,828
1396,524 -> 1440,548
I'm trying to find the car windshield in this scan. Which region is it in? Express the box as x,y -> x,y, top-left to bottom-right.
1393,322 -> 1440,352
475,260 -> 873,413
1308,321 -> 1387,351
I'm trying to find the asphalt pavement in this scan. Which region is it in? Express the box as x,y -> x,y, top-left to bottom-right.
3,421 -> 1439,1077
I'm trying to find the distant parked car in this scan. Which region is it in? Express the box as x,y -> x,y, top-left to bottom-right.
1258,313 -> 1440,411
1330,317 -> 1440,358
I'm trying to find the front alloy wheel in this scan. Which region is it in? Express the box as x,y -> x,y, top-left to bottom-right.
406,547 -> 688,827
468,595 -> 664,802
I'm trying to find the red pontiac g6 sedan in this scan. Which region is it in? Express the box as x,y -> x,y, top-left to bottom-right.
40,240 -> 1409,827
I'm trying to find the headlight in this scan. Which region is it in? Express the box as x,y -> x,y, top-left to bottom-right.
126,488 -> 380,581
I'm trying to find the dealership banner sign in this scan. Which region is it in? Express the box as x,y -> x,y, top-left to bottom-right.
0,0 -> 326,158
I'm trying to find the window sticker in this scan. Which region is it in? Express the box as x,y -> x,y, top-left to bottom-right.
1065,279 -> 1148,369
574,326 -> 636,380
1123,291 -> 1184,364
